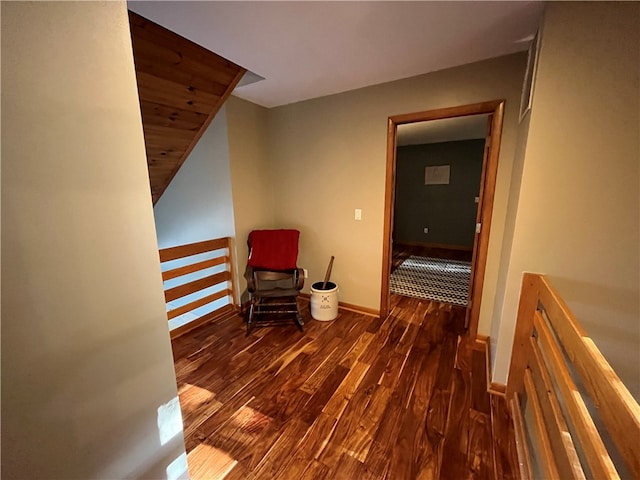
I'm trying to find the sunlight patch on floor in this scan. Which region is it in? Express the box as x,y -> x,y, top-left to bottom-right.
178,383 -> 216,412
187,444 -> 237,480
229,403 -> 273,434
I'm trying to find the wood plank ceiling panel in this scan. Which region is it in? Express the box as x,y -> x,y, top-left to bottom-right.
128,11 -> 246,204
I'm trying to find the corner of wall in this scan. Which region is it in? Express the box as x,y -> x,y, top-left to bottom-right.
225,95 -> 275,299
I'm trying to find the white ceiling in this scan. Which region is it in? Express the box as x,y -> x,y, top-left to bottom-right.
128,1 -> 544,108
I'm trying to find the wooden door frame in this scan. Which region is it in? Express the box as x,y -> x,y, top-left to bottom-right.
380,100 -> 505,338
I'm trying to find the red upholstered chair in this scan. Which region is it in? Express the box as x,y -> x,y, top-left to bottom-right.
244,229 -> 304,335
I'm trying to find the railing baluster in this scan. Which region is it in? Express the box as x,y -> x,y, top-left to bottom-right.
505,273 -> 640,479
159,236 -> 237,339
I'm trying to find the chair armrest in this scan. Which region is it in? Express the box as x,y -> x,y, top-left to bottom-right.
244,265 -> 257,293
295,268 -> 305,290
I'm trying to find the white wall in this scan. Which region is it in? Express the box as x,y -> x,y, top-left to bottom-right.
154,108 -> 236,249
1,2 -> 187,478
493,2 -> 640,398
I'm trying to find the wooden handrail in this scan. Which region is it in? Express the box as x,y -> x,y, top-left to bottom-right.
159,237 -> 229,262
159,237 -> 237,339
507,273 -> 640,479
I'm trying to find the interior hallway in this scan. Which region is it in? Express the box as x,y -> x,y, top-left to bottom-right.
172,294 -> 517,479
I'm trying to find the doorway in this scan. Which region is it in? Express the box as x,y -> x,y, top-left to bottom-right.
380,100 -> 505,337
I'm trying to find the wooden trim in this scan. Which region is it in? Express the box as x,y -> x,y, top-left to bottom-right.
467,102 -> 504,336
484,338 -> 493,399
473,333 -> 491,395
162,255 -> 227,281
510,393 -> 533,480
299,293 -> 379,318
164,271 -> 230,303
159,237 -> 228,262
528,336 -> 585,480
506,273 -> 539,398
337,301 -> 379,317
537,276 -> 640,478
379,117 -> 397,320
393,241 -> 473,252
170,304 -> 234,339
473,334 -> 489,351
389,100 -> 505,124
524,369 -> 561,480
466,116 -> 491,331
480,335 -> 497,402
477,335 -> 508,397
489,382 -> 507,397
533,311 -> 618,479
167,289 -> 231,320
380,100 -> 505,335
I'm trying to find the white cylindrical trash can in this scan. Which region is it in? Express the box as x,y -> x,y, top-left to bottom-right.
310,281 -> 339,321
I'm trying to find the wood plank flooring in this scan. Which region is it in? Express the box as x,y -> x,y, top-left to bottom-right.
171,295 -> 517,479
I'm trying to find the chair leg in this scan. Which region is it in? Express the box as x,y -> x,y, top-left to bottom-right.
294,299 -> 304,332
247,299 -> 255,336
247,295 -> 304,334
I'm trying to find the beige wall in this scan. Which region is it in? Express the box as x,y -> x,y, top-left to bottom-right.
266,53 -> 526,329
493,2 -> 640,398
226,96 -> 275,300
1,2 -> 187,478
490,113 -> 531,364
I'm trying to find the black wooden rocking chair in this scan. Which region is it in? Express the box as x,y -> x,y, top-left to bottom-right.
243,229 -> 305,335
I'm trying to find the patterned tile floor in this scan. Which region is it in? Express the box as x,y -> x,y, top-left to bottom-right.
390,255 -> 471,306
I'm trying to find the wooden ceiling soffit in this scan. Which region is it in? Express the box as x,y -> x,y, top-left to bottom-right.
128,11 -> 246,204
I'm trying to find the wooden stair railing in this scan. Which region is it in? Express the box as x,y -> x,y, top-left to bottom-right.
159,237 -> 238,339
506,273 -> 640,479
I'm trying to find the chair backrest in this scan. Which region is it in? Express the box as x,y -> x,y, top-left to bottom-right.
254,271 -> 294,282
247,229 -> 300,271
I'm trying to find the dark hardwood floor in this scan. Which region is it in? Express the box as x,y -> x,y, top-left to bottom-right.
171,295 -> 517,479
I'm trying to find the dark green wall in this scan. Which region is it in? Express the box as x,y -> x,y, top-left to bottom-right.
394,139 -> 484,248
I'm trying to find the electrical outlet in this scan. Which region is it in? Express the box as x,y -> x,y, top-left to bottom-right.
355,208 -> 362,220
423,227 -> 429,234
303,269 -> 308,278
